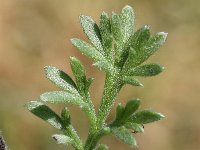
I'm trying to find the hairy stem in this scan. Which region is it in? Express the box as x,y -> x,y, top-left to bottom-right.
84,127 -> 110,150
64,125 -> 84,150
97,74 -> 121,129
84,73 -> 122,150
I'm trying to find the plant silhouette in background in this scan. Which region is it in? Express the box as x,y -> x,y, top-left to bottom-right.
25,5 -> 167,150
0,131 -> 8,150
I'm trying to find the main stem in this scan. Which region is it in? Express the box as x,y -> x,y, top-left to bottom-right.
97,74 -> 121,129
85,73 -> 121,150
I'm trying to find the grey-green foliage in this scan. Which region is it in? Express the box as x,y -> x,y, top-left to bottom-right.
25,5 -> 167,150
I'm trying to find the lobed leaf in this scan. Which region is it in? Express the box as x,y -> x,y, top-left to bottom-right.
52,134 -> 73,145
111,126 -> 137,146
44,66 -> 78,94
128,63 -> 165,77
80,15 -> 103,52
40,91 -> 84,106
25,101 -> 63,129
131,110 -> 165,124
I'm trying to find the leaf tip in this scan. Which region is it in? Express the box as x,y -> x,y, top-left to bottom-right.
158,113 -> 165,119
123,5 -> 133,11
144,25 -> 150,30
70,38 -> 77,44
158,32 -> 168,40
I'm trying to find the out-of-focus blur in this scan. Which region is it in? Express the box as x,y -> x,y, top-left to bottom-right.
0,0 -> 200,150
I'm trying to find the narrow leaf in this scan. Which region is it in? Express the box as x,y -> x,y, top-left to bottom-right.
85,77 -> 94,92
128,63 -> 165,76
80,15 -> 103,52
121,5 -> 135,43
52,134 -> 73,145
99,12 -> 112,54
132,110 -> 165,124
93,60 -> 113,73
70,57 -> 87,93
40,91 -> 84,106
95,144 -> 109,150
125,122 -> 144,133
130,25 -> 150,51
112,103 -> 125,125
44,66 -> 78,94
112,6 -> 135,45
123,99 -> 140,120
111,126 -> 137,146
144,32 -> 167,56
25,101 -> 63,129
123,26 -> 150,69
122,76 -> 143,87
71,38 -> 105,62
111,12 -> 122,46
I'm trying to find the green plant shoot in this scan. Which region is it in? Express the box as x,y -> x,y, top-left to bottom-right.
25,5 -> 167,150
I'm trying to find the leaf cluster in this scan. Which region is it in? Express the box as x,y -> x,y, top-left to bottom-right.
25,5 -> 167,150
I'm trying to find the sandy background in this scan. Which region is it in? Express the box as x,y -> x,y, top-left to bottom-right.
0,0 -> 200,149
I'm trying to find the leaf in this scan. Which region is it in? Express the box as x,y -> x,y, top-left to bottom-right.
40,91 -> 84,106
111,126 -> 137,146
44,66 -> 78,94
128,63 -> 165,76
71,38 -> 105,62
131,32 -> 167,66
111,12 -> 122,47
61,107 -> 71,126
112,103 -> 125,125
93,60 -> 114,73
125,122 -> 144,133
123,99 -> 140,121
111,5 -> 134,62
85,77 -> 94,92
80,15 -> 103,52
122,76 -> 143,87
130,25 -> 150,52
99,12 -> 112,54
132,110 -> 165,124
52,134 -> 73,145
95,144 -> 109,150
144,32 -> 167,56
112,6 -> 134,45
121,5 -> 135,43
70,57 -> 87,93
25,101 -> 64,129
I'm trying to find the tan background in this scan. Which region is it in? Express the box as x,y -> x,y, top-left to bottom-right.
0,0 -> 200,150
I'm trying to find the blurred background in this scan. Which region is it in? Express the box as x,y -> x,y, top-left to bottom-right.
0,0 -> 200,149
